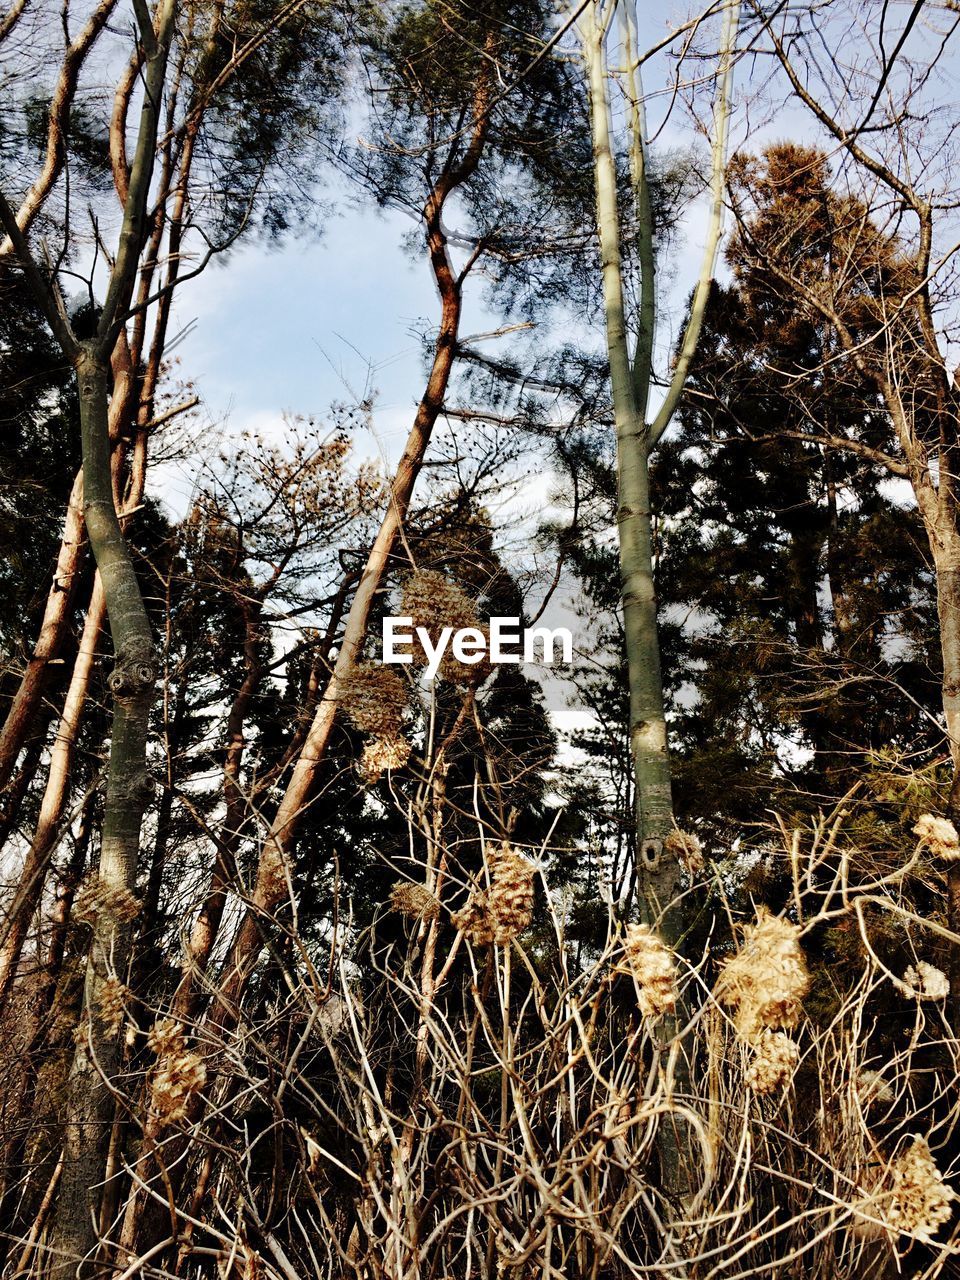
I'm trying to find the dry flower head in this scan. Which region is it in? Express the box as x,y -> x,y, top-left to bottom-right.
715,908 -> 810,1038
147,1018 -> 207,1126
614,924 -> 678,1019
390,881 -> 440,921
400,569 -> 478,641
899,960 -> 950,1001
358,734 -> 412,783
438,624 -> 494,687
74,879 -> 141,926
96,978 -> 130,1036
858,1069 -> 894,1106
486,843 -> 535,944
857,1137 -> 957,1243
451,890 -> 496,946
338,664 -> 407,737
913,813 -> 960,860
664,828 -> 704,876
744,1030 -> 799,1094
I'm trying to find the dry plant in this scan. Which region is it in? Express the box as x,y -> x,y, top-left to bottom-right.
1,797 -> 946,1280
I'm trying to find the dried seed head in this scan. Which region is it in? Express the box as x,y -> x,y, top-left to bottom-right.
487,844 -> 535,944
715,909 -> 810,1038
615,924 -> 678,1019
96,978 -> 130,1036
358,734 -> 412,784
390,881 -> 440,921
338,664 -> 408,737
401,569 -> 478,636
147,1016 -> 183,1057
451,891 -> 495,946
438,625 -> 494,687
664,829 -> 704,877
744,1030 -> 799,1094
899,961 -> 950,1001
858,1070 -> 894,1106
74,879 -> 141,927
882,1137 -> 956,1242
147,1018 -> 206,1127
913,813 -> 960,860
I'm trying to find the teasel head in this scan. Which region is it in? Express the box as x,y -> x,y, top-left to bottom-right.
338,663 -> 408,737
715,908 -> 810,1038
614,924 -> 678,1019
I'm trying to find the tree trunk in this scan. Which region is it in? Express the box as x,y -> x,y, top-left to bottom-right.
0,581 -> 106,1016
48,349 -> 156,1280
0,468 -> 85,793
582,7 -> 673,889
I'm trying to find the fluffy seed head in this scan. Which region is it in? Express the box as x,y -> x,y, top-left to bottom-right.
358,734 -> 412,784
338,664 -> 408,737
390,881 -> 440,920
882,1137 -> 956,1242
486,844 -> 535,944
913,813 -> 960,859
900,961 -> 950,1001
715,909 -> 810,1038
744,1031 -> 799,1094
615,924 -> 678,1019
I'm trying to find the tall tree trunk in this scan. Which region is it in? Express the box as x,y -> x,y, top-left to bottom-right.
48,349 -> 156,1280
0,579 -> 105,1016
582,5 -> 672,896
0,468 -> 85,794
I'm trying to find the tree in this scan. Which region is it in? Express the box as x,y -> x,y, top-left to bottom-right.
578,0 -> 740,916
0,0 -> 357,1267
653,145 -> 939,839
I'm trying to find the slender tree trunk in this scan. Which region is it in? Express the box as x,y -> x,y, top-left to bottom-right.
0,581 -> 106,1016
0,388 -> 143,1018
0,468 -> 85,793
582,7 -> 673,891
48,349 -> 156,1280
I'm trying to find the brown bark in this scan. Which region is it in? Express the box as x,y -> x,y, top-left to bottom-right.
0,467 -> 85,793
0,0 -> 120,258
0,579 -> 105,1016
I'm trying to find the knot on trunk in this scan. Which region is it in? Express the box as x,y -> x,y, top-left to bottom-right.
129,769 -> 156,805
640,837 -> 663,869
108,654 -> 156,698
